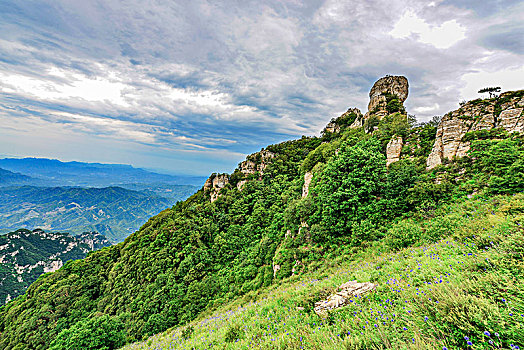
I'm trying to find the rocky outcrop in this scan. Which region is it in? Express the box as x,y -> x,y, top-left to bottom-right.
302,172 -> 313,198
367,75 -> 408,118
239,150 -> 275,177
322,76 -> 408,133
386,135 -> 403,166
324,108 -> 363,133
204,173 -> 230,202
427,91 -> 524,169
314,281 -> 377,317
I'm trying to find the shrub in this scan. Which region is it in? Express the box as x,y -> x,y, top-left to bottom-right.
385,219 -> 423,250
224,324 -> 244,343
49,315 -> 126,350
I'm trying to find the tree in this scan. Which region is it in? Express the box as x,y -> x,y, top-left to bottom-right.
478,87 -> 501,98
310,139 -> 386,245
49,315 -> 126,350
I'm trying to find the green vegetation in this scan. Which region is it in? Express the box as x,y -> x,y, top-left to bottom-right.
0,229 -> 110,304
1,93 -> 523,349
384,93 -> 406,115
49,314 -> 126,350
124,193 -> 524,350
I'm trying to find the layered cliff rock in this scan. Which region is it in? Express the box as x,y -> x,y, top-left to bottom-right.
349,75 -> 409,130
386,135 -> 403,166
204,149 -> 276,201
427,90 -> 524,169
367,75 -> 409,118
238,150 -> 275,177
203,173 -> 230,202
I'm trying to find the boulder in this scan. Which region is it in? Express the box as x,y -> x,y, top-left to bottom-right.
314,281 -> 377,317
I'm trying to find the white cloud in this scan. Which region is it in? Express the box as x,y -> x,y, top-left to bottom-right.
413,103 -> 440,114
0,68 -> 128,106
389,10 -> 466,49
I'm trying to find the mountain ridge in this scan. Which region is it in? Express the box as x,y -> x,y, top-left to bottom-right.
0,157 -> 207,187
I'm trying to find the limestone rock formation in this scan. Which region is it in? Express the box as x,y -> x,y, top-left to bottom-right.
386,135 -> 403,166
367,75 -> 409,118
427,91 -> 524,169
239,150 -> 275,177
314,281 -> 377,317
321,76 -> 409,133
347,75 -> 409,130
302,172 -> 313,198
324,108 -> 363,133
204,173 -> 230,202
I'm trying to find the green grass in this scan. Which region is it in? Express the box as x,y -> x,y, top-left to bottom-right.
122,194 -> 524,350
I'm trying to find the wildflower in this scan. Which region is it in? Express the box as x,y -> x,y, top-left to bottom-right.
484,331 -> 490,336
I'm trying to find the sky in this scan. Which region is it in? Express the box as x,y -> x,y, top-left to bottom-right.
0,0 -> 523,176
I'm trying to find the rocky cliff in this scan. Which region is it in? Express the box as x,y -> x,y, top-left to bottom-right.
367,75 -> 409,118
203,173 -> 230,202
350,75 -> 409,130
427,90 -> 524,169
0,229 -> 110,304
238,150 -> 275,177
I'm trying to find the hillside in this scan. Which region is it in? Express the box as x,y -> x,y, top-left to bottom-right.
0,229 -> 110,304
125,193 -> 524,350
0,76 -> 523,350
0,186 -> 174,242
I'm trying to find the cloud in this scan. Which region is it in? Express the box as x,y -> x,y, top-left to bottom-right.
0,0 -> 522,175
389,10 -> 466,49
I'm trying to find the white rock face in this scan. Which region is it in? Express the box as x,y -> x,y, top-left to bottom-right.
43,259 -> 63,273
204,173 -> 230,202
499,108 -> 524,133
386,135 -> 403,166
427,92 -> 524,169
314,281 -> 377,317
302,172 -> 313,198
238,150 -> 275,176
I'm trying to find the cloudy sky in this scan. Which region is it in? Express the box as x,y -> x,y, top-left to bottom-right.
0,0 -> 523,175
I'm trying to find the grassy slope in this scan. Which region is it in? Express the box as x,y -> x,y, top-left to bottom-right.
124,193 -> 524,350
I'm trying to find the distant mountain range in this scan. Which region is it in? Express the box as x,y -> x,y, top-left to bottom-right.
0,158 -> 204,241
0,168 -> 47,187
0,186 -> 177,242
0,229 -> 110,304
0,157 -> 207,187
